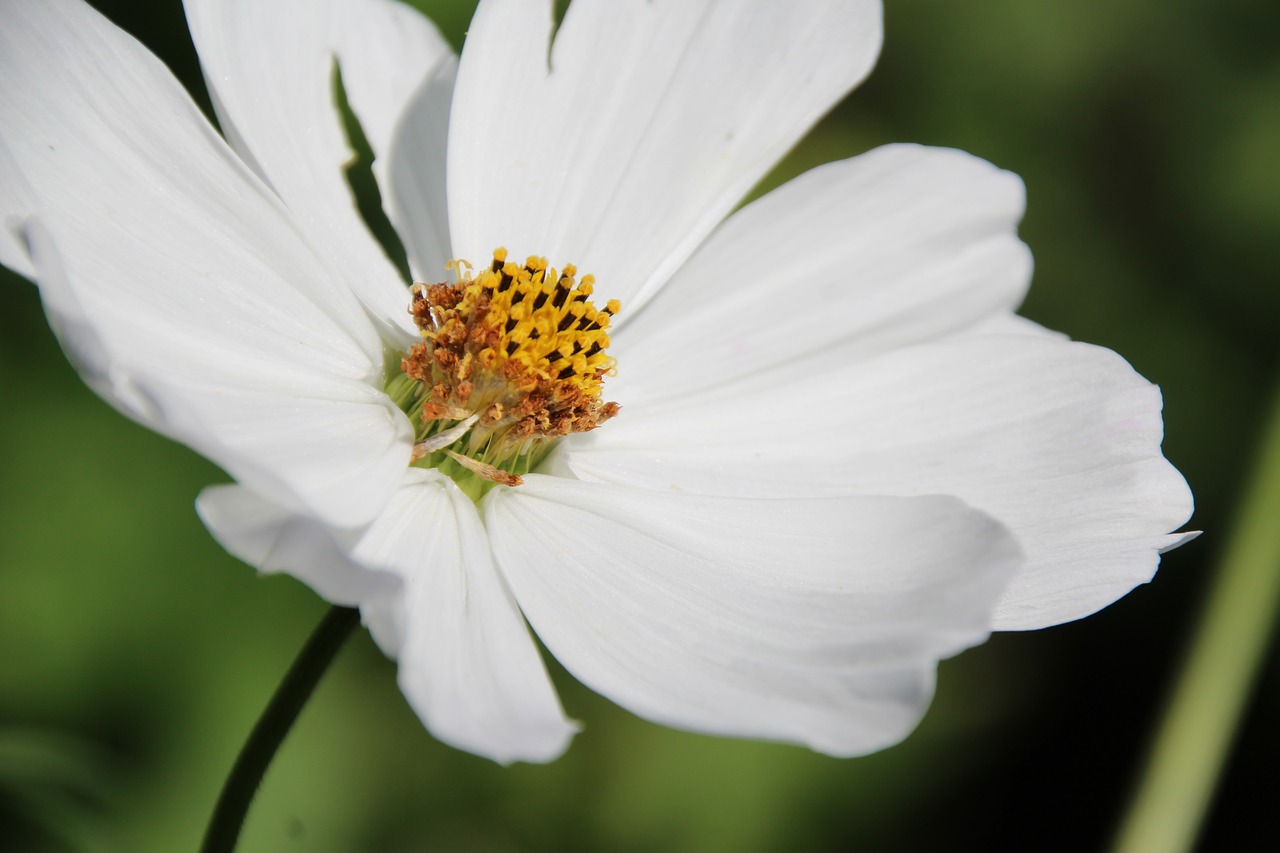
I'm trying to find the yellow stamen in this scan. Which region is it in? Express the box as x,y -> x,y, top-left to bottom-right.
396,249 -> 621,494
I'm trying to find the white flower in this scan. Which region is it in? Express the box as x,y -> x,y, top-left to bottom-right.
0,0 -> 1193,764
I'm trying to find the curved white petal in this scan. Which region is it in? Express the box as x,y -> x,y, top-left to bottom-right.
0,0 -> 411,527
560,335 -> 1193,630
326,0 -> 452,164
196,484 -> 395,606
349,468 -> 576,764
448,0 -> 883,310
381,58 -> 457,281
184,0 -> 456,342
486,476 -> 1020,757
612,145 -> 1031,402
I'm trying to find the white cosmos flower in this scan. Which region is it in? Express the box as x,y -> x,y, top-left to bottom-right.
0,0 -> 1194,764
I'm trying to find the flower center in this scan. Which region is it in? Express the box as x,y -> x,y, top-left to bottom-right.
386,248 -> 621,499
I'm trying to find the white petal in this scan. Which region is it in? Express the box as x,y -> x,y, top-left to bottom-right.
561,334 -> 1193,630
351,469 -> 576,764
196,484 -> 395,606
612,145 -> 1032,401
486,476 -> 1020,757
448,0 -> 882,309
0,0 -> 410,527
184,0 -> 456,342
380,58 -> 457,281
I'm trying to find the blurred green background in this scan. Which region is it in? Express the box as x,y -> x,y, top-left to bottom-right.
2,0 -> 1277,850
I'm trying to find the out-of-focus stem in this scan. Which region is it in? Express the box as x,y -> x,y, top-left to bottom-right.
1111,384 -> 1280,853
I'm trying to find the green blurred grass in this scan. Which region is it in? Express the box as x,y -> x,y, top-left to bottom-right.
2,1 -> 1277,851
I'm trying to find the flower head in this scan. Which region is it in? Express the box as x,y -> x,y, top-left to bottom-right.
0,0 -> 1193,764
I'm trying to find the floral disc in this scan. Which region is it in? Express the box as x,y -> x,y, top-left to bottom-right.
387,249 -> 621,499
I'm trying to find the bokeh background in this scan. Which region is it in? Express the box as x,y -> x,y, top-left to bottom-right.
2,1 -> 1277,850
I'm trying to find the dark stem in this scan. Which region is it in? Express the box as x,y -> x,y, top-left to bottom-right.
200,605 -> 361,853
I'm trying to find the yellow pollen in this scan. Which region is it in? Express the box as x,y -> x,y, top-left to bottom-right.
395,249 -> 621,496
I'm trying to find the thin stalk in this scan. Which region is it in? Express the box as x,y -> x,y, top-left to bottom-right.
201,605 -> 361,853
1110,384 -> 1280,853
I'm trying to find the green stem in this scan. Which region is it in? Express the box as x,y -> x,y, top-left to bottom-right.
200,606 -> 361,853
1110,384 -> 1280,853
